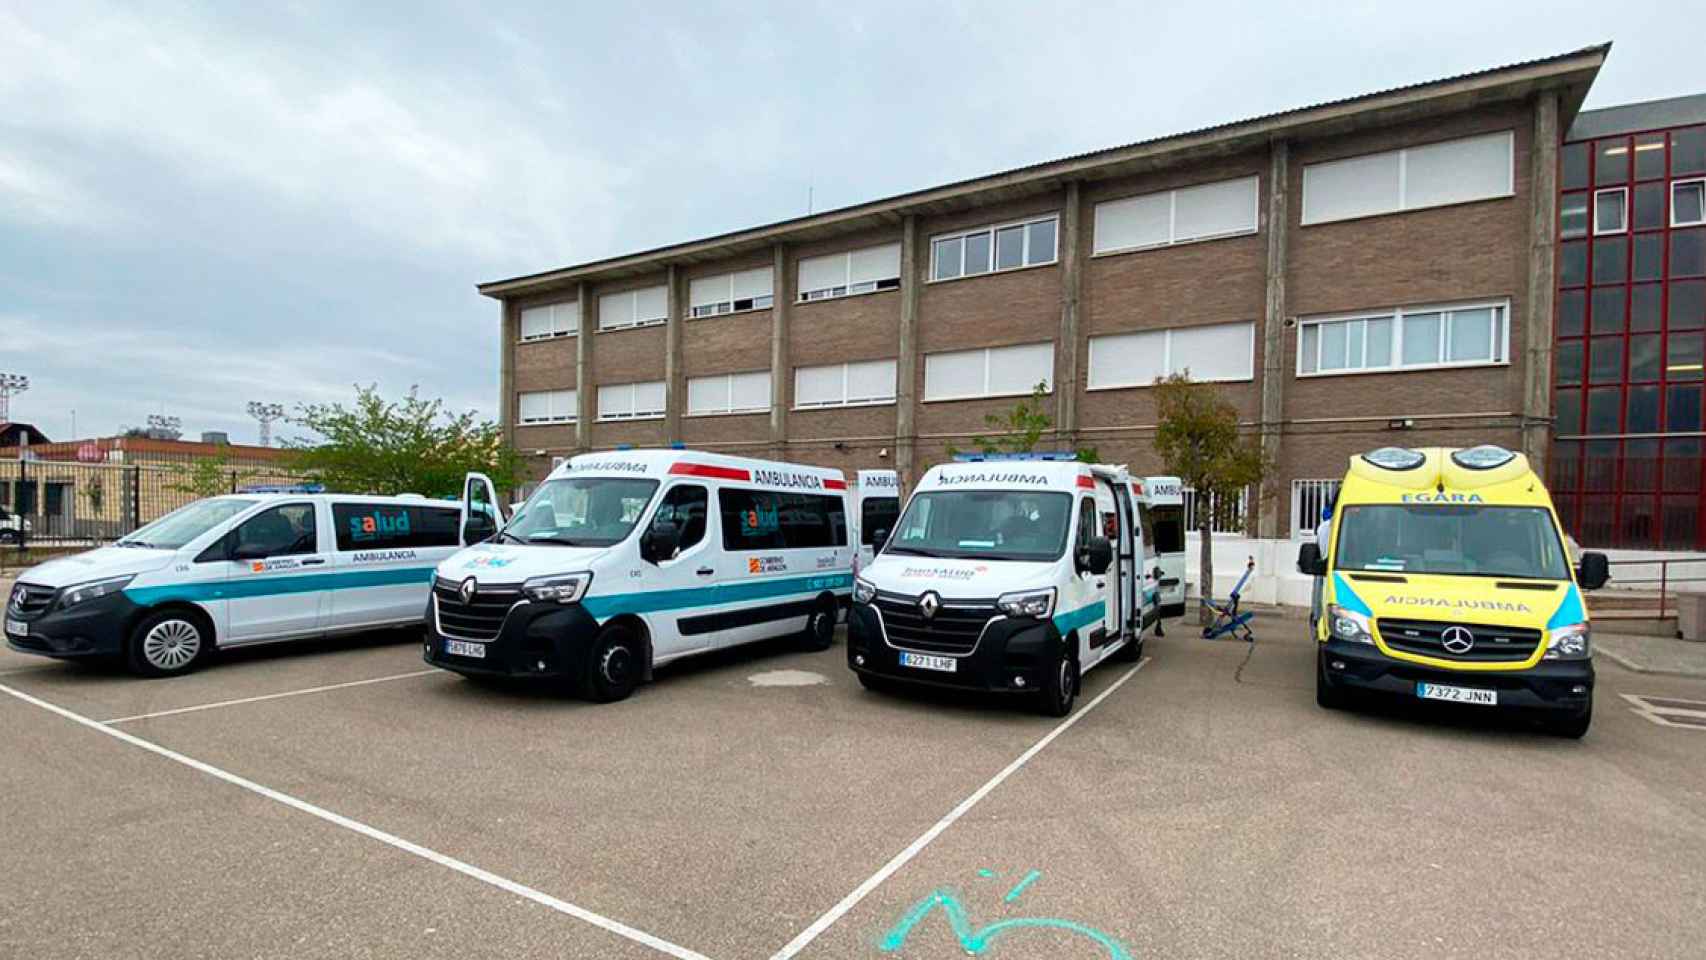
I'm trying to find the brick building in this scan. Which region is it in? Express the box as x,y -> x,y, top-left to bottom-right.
480,46 -> 1609,540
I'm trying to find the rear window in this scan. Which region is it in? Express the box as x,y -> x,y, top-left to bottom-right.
1151,505 -> 1184,553
860,497 -> 901,546
719,489 -> 847,550
333,503 -> 462,551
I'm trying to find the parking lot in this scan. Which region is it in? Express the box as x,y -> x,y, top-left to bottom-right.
4,614 -> 1704,960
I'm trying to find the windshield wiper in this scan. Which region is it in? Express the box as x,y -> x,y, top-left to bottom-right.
495,530 -> 527,545
116,539 -> 154,548
881,546 -> 936,557
525,534 -> 600,547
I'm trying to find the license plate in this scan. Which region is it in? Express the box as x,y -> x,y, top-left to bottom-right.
1417,682 -> 1497,706
444,639 -> 486,659
899,652 -> 956,673
5,618 -> 26,638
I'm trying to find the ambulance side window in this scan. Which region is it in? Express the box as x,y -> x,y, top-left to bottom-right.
1075,497 -> 1099,553
1136,502 -> 1158,562
652,484 -> 709,554
235,503 -> 318,558
861,497 -> 900,547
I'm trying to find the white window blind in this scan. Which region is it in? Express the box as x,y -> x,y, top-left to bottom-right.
1094,176 -> 1258,255
518,389 -> 576,424
597,381 -> 667,421
598,285 -> 668,331
520,301 -> 578,341
690,268 -> 774,317
924,343 -> 1053,401
1087,321 -> 1255,389
794,360 -> 897,408
798,243 -> 902,301
1301,131 -> 1513,225
1297,301 -> 1509,376
687,371 -> 771,416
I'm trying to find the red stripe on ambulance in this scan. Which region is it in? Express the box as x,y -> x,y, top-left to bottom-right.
669,463 -> 751,481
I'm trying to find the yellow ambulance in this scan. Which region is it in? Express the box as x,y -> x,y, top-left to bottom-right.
1297,445 -> 1609,738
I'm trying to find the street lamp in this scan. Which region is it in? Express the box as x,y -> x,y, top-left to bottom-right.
247,402 -> 285,447
146,414 -> 182,440
0,372 -> 28,421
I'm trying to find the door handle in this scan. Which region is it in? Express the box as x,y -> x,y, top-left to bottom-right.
696,567 -> 715,577
300,557 -> 326,566
1095,580 -> 1106,589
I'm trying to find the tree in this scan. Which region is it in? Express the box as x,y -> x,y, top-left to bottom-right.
1152,373 -> 1268,625
166,450 -> 249,498
286,384 -> 522,498
948,382 -> 1100,463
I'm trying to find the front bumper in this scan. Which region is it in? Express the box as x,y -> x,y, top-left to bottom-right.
844,602 -> 1063,694
1320,638 -> 1594,713
422,596 -> 603,681
4,591 -> 137,659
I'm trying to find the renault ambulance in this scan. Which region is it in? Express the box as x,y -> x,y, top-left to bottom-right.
1139,476 -> 1186,619
1297,445 -> 1608,737
847,455 -> 1156,717
424,450 -> 854,702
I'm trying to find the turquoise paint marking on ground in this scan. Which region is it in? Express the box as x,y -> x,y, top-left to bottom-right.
124,566 -> 438,606
878,888 -> 1131,960
1002,870 -> 1041,903
581,572 -> 853,621
976,869 -> 999,879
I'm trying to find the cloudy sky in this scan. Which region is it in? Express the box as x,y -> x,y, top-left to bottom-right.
0,1 -> 1689,445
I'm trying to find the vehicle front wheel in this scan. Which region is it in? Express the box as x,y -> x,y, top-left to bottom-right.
1315,649 -> 1347,710
126,610 -> 210,678
799,599 -> 836,652
1546,702 -> 1592,739
581,624 -> 640,703
1038,643 -> 1078,718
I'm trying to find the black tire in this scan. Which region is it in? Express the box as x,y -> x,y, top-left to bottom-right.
1114,631 -> 1144,663
580,624 -> 640,703
857,672 -> 893,694
1315,648 -> 1347,710
799,598 -> 836,652
1546,702 -> 1592,739
125,609 -> 210,678
1038,641 -> 1078,717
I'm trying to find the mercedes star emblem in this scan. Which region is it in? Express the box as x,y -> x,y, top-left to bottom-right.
459,577 -> 478,605
9,585 -> 23,612
918,591 -> 941,620
1440,625 -> 1476,655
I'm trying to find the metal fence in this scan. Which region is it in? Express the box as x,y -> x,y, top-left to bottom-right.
1,453 -> 308,550
1290,479 -> 1342,540
1182,486 -> 1250,535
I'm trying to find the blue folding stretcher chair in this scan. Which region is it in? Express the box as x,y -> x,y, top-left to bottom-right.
1201,557 -> 1256,642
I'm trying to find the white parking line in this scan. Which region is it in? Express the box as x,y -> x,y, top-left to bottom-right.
102,669 -> 441,724
767,656 -> 1151,960
1621,693 -> 1706,730
0,680 -> 715,960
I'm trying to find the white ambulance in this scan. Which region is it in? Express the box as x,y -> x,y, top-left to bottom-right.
852,469 -> 901,572
1139,475 -> 1187,619
424,450 -> 854,702
847,455 -> 1156,716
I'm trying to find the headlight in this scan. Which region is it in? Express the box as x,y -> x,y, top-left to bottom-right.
1327,604 -> 1374,644
997,588 -> 1056,620
58,575 -> 135,610
521,573 -> 592,604
853,577 -> 877,604
1545,623 -> 1591,660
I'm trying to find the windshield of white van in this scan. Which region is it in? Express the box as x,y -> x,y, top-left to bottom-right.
117,497 -> 258,550
1335,504 -> 1570,580
885,490 -> 1072,562
503,477 -> 659,547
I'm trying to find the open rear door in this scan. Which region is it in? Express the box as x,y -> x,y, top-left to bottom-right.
459,472 -> 504,546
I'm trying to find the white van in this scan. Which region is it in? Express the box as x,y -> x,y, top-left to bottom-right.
853,469 -> 901,573
4,491 -> 485,676
1139,475 -> 1186,619
846,456 -> 1157,716
424,450 -> 854,702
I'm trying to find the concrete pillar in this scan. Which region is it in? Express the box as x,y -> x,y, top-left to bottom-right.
498,299 -> 516,452
1522,93 -> 1560,474
1256,139 -> 1291,539
896,214 -> 921,488
665,263 -> 684,446
770,243 -> 791,460
1056,181 -> 1082,451
575,280 -> 592,452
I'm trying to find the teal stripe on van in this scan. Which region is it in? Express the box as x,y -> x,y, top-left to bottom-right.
1053,600 -> 1106,636
581,572 -> 853,622
124,566 -> 438,606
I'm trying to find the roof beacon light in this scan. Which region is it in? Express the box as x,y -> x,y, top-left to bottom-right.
1362,447 -> 1426,471
1451,445 -> 1517,470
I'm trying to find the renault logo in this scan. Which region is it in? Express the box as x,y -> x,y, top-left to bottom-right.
918,591 -> 941,620
459,577 -> 478,605
1441,625 -> 1476,655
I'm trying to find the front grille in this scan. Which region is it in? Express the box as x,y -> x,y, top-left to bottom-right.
1376,618 -> 1542,663
7,582 -> 56,620
873,591 -> 997,655
433,577 -> 523,641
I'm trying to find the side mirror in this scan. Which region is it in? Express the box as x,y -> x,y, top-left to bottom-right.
871,528 -> 890,553
642,519 -> 681,565
1576,551 -> 1610,591
462,513 -> 497,545
1297,543 -> 1326,577
1080,536 -> 1113,576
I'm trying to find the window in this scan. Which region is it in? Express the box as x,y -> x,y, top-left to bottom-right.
931,215 -> 1058,280
1335,505 -> 1568,580
860,496 -> 900,546
1675,179 -> 1706,228
1075,497 -> 1099,555
508,476 -> 659,547
1297,301 -> 1508,376
689,268 -> 773,317
233,503 -> 317,558
923,342 -> 1053,401
1093,176 -> 1259,254
518,389 -> 576,425
332,503 -> 461,551
520,301 -> 577,341
649,484 -> 708,558
1301,130 -> 1513,225
686,371 -> 770,416
889,490 -> 1072,561
597,381 -> 666,421
717,489 -> 847,550
1087,321 -> 1255,388
598,285 -> 668,332
797,243 -> 901,301
1593,188 -> 1627,235
1560,193 -> 1588,239
794,359 -> 897,408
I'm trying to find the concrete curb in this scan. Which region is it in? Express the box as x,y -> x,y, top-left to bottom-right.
1593,643 -> 1706,680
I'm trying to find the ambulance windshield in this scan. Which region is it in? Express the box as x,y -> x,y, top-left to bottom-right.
505,477 -> 659,547
885,490 -> 1072,562
1334,504 -> 1570,580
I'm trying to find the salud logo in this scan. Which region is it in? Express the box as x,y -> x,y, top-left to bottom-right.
1441,625 -> 1476,654
918,591 -> 941,620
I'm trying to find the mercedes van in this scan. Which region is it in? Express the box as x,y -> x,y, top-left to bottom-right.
423,450 -> 854,702
5,490 -> 488,676
1297,445 -> 1608,737
847,455 -> 1156,717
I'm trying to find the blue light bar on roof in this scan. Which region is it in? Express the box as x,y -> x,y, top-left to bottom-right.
236,483 -> 326,494
952,451 -> 1080,462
